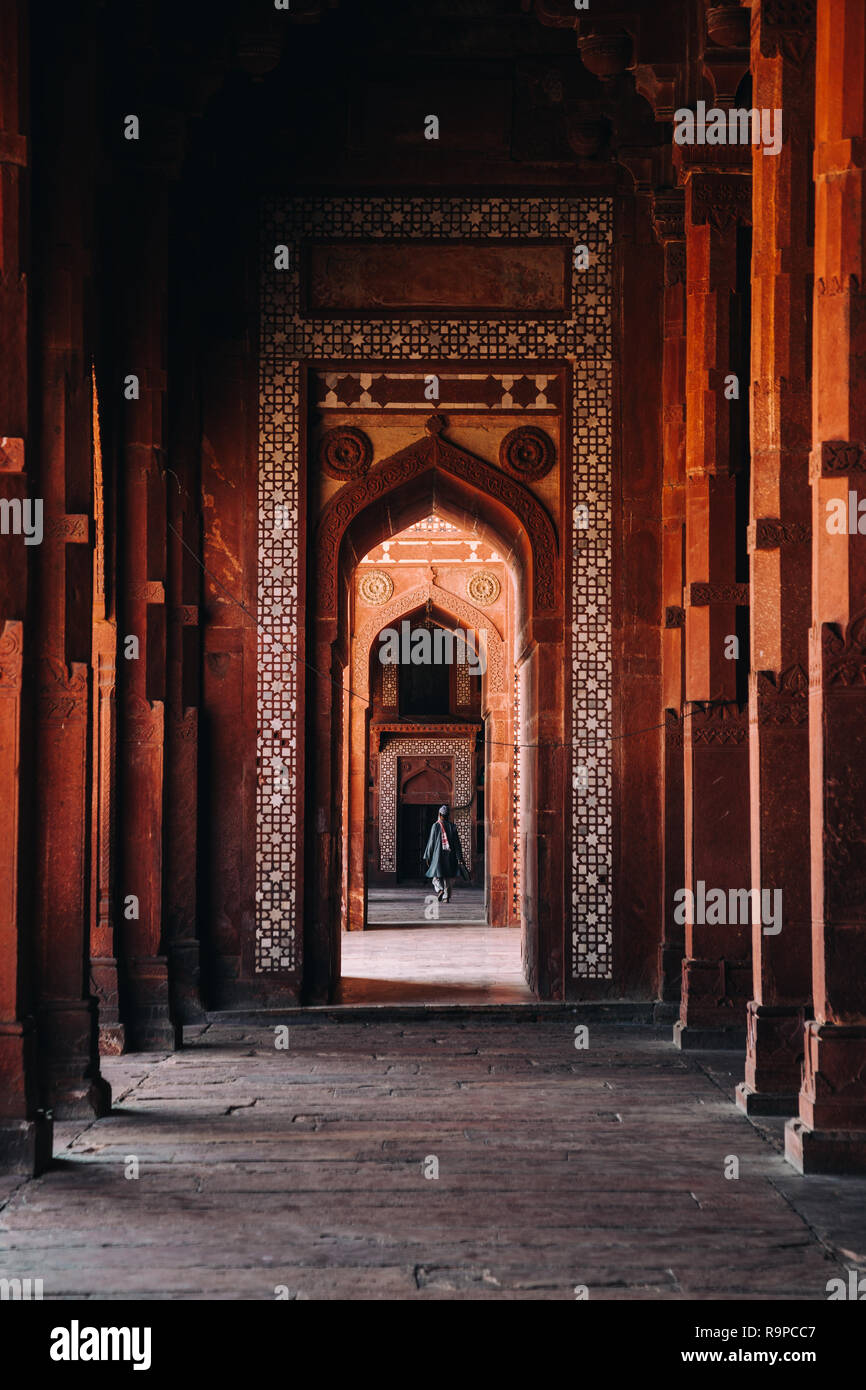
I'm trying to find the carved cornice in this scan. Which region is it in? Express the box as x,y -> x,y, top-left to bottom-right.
755,0 -> 817,66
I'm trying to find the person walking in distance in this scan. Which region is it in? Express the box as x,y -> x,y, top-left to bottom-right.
423,804 -> 465,903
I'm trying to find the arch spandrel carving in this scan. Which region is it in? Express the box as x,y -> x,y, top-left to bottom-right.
316,419 -> 559,620
354,581 -> 505,695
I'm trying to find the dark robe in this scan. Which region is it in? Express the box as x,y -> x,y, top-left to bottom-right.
423,817 -> 463,880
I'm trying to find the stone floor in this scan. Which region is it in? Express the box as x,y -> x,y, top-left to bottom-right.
339,922 -> 532,1004
2,1017 -> 864,1300
366,884 -> 487,925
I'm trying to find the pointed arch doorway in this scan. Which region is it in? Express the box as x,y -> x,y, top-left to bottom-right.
305,417 -> 567,1003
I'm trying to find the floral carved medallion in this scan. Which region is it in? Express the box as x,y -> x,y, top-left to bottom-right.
499,425 -> 555,480
358,570 -> 394,605
467,570 -> 501,606
319,426 -> 373,480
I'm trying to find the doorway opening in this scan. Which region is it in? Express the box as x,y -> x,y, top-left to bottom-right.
306,417 -> 566,1005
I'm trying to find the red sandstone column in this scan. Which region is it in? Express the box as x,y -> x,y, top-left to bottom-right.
736,0 -> 816,1115
0,0 -> 51,1170
652,190 -> 687,1003
115,157 -> 179,1050
786,0 -> 866,1172
484,693 -> 511,927
30,15 -> 110,1116
674,158 -> 753,1049
163,280 -> 203,1024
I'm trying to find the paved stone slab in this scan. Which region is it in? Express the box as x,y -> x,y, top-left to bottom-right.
0,1020 -> 862,1300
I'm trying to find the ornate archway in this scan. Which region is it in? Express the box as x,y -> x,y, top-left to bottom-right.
354,581 -> 506,698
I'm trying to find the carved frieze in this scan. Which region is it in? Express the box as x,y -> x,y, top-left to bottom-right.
0,620 -> 23,691
689,582 -> 750,606
750,518 -> 811,549
45,514 -> 89,542
815,441 -> 866,479
690,700 -> 749,744
822,614 -> 866,688
754,663 -> 809,725
690,173 -> 752,233
37,658 -> 88,722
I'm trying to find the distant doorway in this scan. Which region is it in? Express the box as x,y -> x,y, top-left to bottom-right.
398,803 -> 438,882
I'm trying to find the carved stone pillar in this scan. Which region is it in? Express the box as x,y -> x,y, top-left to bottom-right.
652,190 -> 687,1002
786,0 -> 866,1172
115,163 -> 179,1050
737,0 -> 816,1115
163,287 -> 203,1023
30,16 -> 110,1117
674,160 -> 753,1048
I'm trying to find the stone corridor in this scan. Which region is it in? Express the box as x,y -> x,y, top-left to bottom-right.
2,1016 -> 862,1301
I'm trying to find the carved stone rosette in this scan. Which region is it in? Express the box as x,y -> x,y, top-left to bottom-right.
499,425 -> 555,481
318,426 -> 373,480
358,570 -> 394,606
466,571 -> 501,606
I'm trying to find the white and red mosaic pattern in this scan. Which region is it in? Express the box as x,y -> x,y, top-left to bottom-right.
378,738 -> 474,875
258,195 -> 612,980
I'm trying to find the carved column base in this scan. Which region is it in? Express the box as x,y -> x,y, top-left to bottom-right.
785,1022 -> 866,1172
488,876 -> 508,929
674,956 -> 751,1047
0,1116 -> 53,1175
0,1021 -> 53,1171
166,940 -> 207,1025
123,956 -> 181,1051
658,941 -> 684,1003
785,1119 -> 866,1175
90,956 -> 125,1055
735,1001 -> 807,1114
36,1000 -> 112,1119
